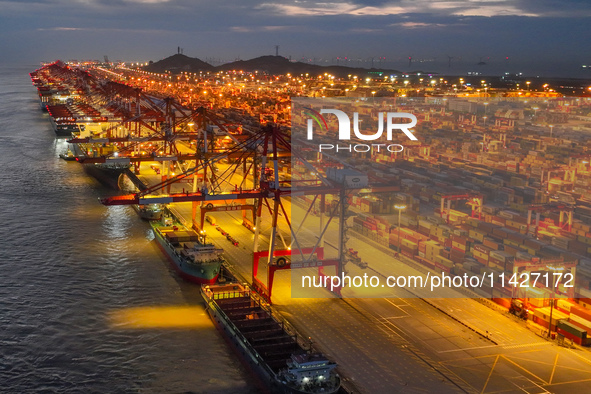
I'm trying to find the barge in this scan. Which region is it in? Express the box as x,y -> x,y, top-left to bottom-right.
201,283 -> 341,393
151,216 -> 223,284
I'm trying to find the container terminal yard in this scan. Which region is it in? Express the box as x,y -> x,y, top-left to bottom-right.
30,57 -> 591,393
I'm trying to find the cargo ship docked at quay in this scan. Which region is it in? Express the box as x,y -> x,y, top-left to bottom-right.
202,283 -> 341,394
82,162 -> 131,189
151,216 -> 224,284
30,63 -> 84,135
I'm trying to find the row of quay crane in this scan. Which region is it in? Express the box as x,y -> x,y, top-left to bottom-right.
42,61 -> 362,302
90,122 -> 574,303
96,115 -> 357,303
91,106 -> 575,303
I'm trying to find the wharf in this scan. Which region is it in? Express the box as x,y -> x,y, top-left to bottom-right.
162,201 -> 591,394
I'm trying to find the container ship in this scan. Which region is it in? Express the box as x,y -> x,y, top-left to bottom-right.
46,105 -> 83,136
82,162 -> 131,190
152,216 -> 224,284
201,282 -> 341,394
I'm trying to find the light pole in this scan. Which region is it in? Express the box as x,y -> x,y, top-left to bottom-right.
395,204 -> 406,256
549,124 -> 554,138
546,265 -> 559,339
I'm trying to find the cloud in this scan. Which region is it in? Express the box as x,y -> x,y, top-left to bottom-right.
349,27 -> 385,32
1,0 -> 590,73
43,27 -> 84,31
230,25 -> 295,32
514,0 -> 591,17
391,22 -> 448,28
257,0 -> 591,18
122,0 -> 172,3
257,3 -> 359,16
4,0 -> 591,19
451,4 -> 539,17
36,26 -> 176,34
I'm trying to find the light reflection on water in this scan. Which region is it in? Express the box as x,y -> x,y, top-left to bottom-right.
109,306 -> 212,329
0,65 -> 255,393
103,205 -> 133,241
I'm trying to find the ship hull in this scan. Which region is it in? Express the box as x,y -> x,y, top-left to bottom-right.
54,125 -> 77,137
205,304 -> 273,394
59,153 -> 78,161
151,223 -> 220,284
48,117 -> 78,136
202,286 -> 340,394
83,164 -> 127,190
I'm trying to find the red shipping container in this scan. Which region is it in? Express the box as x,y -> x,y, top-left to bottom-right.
533,316 -> 555,331
474,244 -> 492,254
419,243 -> 427,254
450,252 -> 464,264
557,328 -> 583,346
568,319 -> 591,333
418,257 -> 435,270
402,250 -> 415,259
434,261 -> 451,273
492,216 -> 506,226
571,305 -> 591,323
451,234 -> 468,245
504,245 -> 519,256
451,248 -> 464,258
475,256 -> 488,266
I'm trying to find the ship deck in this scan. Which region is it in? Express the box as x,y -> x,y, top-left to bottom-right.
214,292 -> 302,372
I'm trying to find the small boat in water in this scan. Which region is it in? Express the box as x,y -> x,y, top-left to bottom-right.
59,149 -> 78,161
133,204 -> 163,220
151,215 -> 224,284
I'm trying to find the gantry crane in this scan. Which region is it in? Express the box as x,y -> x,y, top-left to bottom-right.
527,202 -> 574,237
440,193 -> 483,223
402,143 -> 431,159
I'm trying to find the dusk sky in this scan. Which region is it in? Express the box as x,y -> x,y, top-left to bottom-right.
2,0 -> 591,77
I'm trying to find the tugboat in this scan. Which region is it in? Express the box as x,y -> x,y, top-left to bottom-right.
59,149 -> 78,161
151,215 -> 224,284
133,204 -> 163,221
202,282 -> 341,393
